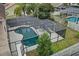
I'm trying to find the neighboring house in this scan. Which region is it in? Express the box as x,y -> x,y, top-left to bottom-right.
66,16 -> 79,31
52,3 -> 79,16
51,4 -> 79,26
59,6 -> 79,16
70,3 -> 79,6
53,3 -> 79,11
51,3 -> 63,11
0,4 -> 11,55
52,3 -> 71,11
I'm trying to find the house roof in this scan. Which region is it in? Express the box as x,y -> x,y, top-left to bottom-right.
0,4 -> 5,20
7,16 -> 66,32
60,6 -> 79,14
3,3 -> 15,10
51,3 -> 62,7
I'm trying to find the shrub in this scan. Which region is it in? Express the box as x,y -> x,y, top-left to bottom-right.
37,33 -> 53,56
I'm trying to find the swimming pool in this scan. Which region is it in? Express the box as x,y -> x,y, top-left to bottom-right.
65,17 -> 79,22
15,27 -> 38,47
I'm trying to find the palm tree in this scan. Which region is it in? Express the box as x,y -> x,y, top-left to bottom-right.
19,3 -> 26,15
26,3 -> 38,15
15,3 -> 37,16
14,6 -> 22,16
34,3 -> 54,19
37,33 -> 53,56
14,3 -> 54,18
14,3 -> 26,16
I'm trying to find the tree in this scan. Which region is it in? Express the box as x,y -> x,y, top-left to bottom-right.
14,3 -> 54,18
37,33 -> 53,56
14,6 -> 22,16
26,3 -> 37,15
38,12 -> 50,19
14,3 -> 26,16
19,3 -> 26,15
38,4 -> 54,12
34,3 -> 54,19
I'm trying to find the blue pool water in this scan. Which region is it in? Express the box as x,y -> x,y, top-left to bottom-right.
15,27 -> 38,47
65,17 -> 79,22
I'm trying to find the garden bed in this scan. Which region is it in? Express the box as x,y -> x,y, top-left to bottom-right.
26,49 -> 38,56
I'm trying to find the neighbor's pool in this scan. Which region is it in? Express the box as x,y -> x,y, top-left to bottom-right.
15,27 -> 38,47
65,17 -> 79,22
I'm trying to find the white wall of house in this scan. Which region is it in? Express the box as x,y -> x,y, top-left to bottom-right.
0,4 -> 11,56
70,3 -> 78,6
0,20 -> 11,56
67,21 -> 79,31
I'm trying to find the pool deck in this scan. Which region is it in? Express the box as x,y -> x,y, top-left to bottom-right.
9,31 -> 23,43
67,21 -> 79,31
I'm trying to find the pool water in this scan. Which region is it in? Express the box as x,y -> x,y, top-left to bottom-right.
65,17 -> 79,22
15,27 -> 38,47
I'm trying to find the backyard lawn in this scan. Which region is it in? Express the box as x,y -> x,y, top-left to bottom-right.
26,28 -> 79,56
51,28 -> 79,53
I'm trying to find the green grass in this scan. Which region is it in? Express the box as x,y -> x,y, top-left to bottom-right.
51,29 -> 79,53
